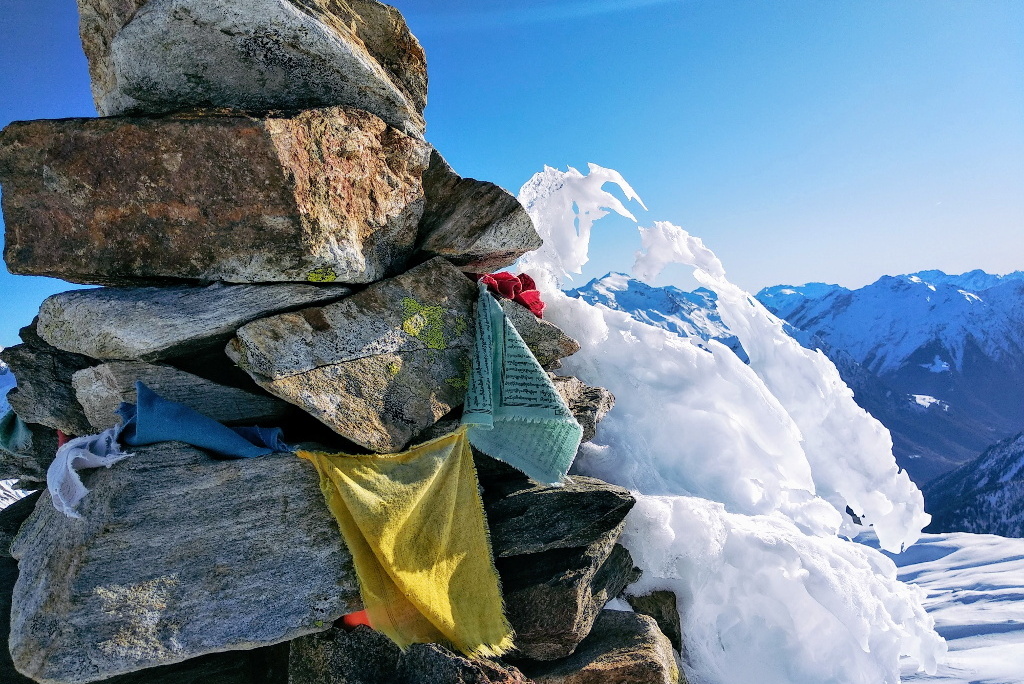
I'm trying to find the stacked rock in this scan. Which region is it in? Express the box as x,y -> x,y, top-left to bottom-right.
0,1 -> 682,683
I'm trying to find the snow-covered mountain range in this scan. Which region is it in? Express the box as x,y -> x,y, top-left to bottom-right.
571,268 -> 1024,498
924,432 -> 1024,537
756,271 -> 1024,484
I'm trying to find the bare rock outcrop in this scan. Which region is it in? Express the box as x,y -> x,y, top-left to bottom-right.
0,322 -> 95,436
73,362 -> 291,431
228,258 -> 478,453
75,0 -> 427,135
37,284 -> 350,361
0,108 -> 429,285
9,443 -> 361,684
520,611 -> 681,684
417,151 -> 542,272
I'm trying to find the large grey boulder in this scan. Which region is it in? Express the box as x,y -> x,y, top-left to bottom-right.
417,151 -> 541,272
76,0 -> 427,136
9,443 -> 361,684
37,284 -> 350,362
520,611 -> 681,684
1,108 -> 430,285
0,322 -> 95,436
73,362 -> 291,431
228,258 -> 477,453
476,462 -> 640,661
498,534 -> 640,662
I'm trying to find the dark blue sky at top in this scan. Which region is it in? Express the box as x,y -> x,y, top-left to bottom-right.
1,0 -> 1023,347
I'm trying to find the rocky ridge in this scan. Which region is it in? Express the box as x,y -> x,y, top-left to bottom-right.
0,2 -> 682,683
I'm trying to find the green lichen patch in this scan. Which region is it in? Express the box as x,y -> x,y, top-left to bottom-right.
306,267 -> 338,283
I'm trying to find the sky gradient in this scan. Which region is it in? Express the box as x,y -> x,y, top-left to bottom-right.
1,0 -> 1022,346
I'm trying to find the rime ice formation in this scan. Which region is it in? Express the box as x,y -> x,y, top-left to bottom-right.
517,164 -> 944,684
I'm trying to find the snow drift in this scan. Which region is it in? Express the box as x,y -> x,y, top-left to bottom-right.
517,164 -> 945,684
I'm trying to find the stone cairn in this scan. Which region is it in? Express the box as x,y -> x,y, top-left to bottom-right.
0,2 -> 682,683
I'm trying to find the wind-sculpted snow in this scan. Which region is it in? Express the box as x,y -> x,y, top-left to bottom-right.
517,165 -> 943,684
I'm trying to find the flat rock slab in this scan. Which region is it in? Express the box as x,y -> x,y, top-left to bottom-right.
0,321 -> 95,435
478,468 -> 639,662
1,107 -> 430,285
37,284 -> 350,362
417,151 -> 541,272
73,362 -> 291,431
521,611 -> 680,684
76,0 -> 427,135
483,475 -> 635,558
228,258 -> 477,453
9,443 -> 361,684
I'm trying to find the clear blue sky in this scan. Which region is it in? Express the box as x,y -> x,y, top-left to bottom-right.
1,0 -> 1022,347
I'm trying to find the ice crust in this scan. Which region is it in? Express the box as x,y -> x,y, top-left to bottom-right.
517,165 -> 945,684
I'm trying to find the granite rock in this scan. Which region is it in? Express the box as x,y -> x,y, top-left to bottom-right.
549,376 -> 614,444
417,151 -> 541,272
520,611 -> 680,684
0,321 -> 95,435
288,625 -> 402,684
0,421 -> 57,486
483,475 -> 635,558
75,0 -> 427,135
73,361 -> 291,431
1,108 -> 430,285
479,471 -> 640,661
499,300 -> 581,370
626,591 -> 683,654
9,443 -> 361,683
398,643 -> 533,684
499,537 -> 641,661
37,284 -> 350,362
228,258 -> 478,453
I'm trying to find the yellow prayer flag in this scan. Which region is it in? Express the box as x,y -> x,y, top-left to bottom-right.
297,427 -> 514,658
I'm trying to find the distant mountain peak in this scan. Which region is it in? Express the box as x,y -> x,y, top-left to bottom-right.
567,272 -> 747,362
755,268 -> 1024,485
